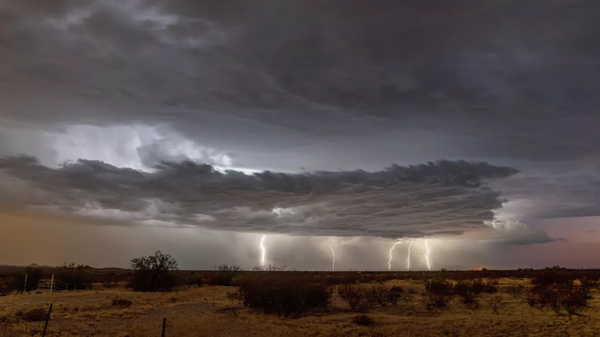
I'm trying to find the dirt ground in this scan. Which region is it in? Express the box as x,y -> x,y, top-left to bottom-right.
1,278 -> 599,337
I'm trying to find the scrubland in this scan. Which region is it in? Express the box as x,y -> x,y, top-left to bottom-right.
2,272 -> 600,337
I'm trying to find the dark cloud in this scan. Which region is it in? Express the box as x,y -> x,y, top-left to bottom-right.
0,0 -> 599,170
0,157 -> 517,238
0,0 -> 598,262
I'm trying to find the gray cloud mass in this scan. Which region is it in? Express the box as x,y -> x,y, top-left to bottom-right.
0,0 -> 599,255
0,157 -> 517,238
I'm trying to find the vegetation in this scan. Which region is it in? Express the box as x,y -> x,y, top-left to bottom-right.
2,268 -> 600,336
424,278 -> 455,310
0,268 -> 44,294
526,270 -> 594,316
211,264 -> 241,286
128,251 -> 179,292
56,263 -> 93,290
337,283 -> 375,312
20,308 -> 47,322
230,274 -> 332,316
352,314 -> 375,326
111,298 -> 132,308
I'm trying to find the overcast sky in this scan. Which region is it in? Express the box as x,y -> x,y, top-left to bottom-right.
1,0 -> 599,270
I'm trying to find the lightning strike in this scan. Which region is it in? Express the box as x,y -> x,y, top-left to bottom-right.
406,240 -> 413,271
388,241 -> 402,271
424,239 -> 431,271
260,235 -> 266,267
329,244 -> 336,271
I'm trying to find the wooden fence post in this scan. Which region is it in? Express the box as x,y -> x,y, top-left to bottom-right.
23,273 -> 28,293
42,303 -> 53,337
161,317 -> 167,337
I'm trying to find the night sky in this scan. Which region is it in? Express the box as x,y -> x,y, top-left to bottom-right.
1,0 -> 599,270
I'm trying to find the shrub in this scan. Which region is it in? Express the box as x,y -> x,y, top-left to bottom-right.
338,283 -> 374,312
387,286 -> 403,306
7,268 -> 44,292
527,271 -> 593,316
424,279 -> 455,310
580,277 -> 599,289
453,280 -> 481,309
21,308 -> 47,322
231,275 -> 332,316
505,285 -> 525,298
111,298 -> 132,308
352,314 -> 375,326
488,295 -> 505,314
56,263 -> 93,290
470,279 -> 485,295
368,283 -> 389,307
128,251 -> 179,292
483,280 -> 498,294
211,264 -> 241,286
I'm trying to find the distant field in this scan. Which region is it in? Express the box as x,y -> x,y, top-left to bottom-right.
2,269 -> 600,337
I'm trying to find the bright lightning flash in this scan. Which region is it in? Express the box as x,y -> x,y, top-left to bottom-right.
260,235 -> 266,267
388,241 -> 402,271
407,240 -> 413,271
329,244 -> 336,271
424,239 -> 431,271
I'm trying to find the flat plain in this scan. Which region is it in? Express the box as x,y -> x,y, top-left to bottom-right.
2,276 -> 599,337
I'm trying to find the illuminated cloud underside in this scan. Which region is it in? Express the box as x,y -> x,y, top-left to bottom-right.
0,157 -> 518,239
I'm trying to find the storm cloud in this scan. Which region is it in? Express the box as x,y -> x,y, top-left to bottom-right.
0,0 -> 599,267
0,157 -> 517,238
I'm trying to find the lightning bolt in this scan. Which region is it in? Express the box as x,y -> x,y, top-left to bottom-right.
407,240 -> 413,271
424,239 -> 431,271
260,235 -> 266,267
388,241 -> 402,271
329,244 -> 336,271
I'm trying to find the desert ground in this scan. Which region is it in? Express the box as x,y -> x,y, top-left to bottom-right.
2,276 -> 599,337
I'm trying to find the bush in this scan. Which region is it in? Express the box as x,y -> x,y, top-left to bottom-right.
368,283 -> 389,307
231,275 -> 332,316
21,308 -> 47,322
338,283 -> 375,312
128,251 -> 179,292
211,264 -> 241,286
453,280 -> 482,309
483,280 -> 498,294
505,285 -> 525,298
488,295 -> 505,314
56,263 -> 93,290
352,314 -> 375,326
8,268 -> 45,292
387,286 -> 403,306
111,298 -> 132,308
527,271 -> 593,316
470,279 -> 485,295
424,279 -> 455,310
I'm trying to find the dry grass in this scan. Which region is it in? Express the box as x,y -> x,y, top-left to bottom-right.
1,278 -> 599,336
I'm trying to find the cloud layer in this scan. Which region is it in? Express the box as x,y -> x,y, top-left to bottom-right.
0,0 -> 599,262
0,157 -> 518,238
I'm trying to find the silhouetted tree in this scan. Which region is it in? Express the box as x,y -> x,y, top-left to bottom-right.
128,251 -> 178,292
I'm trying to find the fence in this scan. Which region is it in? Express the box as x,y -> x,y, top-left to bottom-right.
37,275 -> 77,292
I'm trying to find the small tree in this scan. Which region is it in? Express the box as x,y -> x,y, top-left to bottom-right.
128,251 -> 178,292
